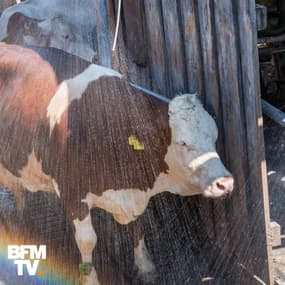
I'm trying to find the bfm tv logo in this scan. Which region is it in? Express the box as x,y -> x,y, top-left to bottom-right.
7,245 -> 46,276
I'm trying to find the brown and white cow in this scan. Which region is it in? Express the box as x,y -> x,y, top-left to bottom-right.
0,43 -> 233,284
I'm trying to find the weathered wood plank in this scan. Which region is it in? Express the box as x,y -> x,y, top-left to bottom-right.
235,1 -> 273,283
122,0 -> 146,67
179,0 -> 202,94
212,1 -> 253,282
121,0 -> 151,88
213,0 -> 249,217
105,0 -> 128,76
196,0 -> 221,116
196,0 -> 228,250
93,0 -> 112,67
143,0 -> 168,95
160,0 -> 186,97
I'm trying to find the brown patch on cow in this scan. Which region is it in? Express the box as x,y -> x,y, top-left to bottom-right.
0,150 -> 54,194
0,43 -> 58,129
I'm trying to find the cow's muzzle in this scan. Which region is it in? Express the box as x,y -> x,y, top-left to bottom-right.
203,176 -> 234,198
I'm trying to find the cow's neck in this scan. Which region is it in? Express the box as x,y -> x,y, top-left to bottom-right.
83,172 -> 200,225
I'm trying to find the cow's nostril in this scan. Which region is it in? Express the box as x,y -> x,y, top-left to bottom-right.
216,182 -> 226,191
214,177 -> 234,192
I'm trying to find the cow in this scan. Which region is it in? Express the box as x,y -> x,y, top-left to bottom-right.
0,0 -> 97,62
0,43 -> 234,285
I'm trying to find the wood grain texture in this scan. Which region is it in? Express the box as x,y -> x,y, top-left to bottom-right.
180,0 -> 202,94
93,0 -> 112,67
143,0 -> 168,95
122,0 -> 146,67
160,0 -> 186,97
235,0 -> 273,283
211,3 -> 253,283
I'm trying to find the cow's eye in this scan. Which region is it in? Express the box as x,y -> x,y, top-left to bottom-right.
177,141 -> 195,151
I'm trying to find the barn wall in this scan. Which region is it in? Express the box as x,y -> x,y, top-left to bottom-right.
90,0 -> 273,284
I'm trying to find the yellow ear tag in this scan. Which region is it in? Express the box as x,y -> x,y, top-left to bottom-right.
128,135 -> 144,150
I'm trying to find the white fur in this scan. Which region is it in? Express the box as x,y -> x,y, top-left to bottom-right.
0,151 -> 54,194
134,238 -> 156,283
73,214 -> 100,285
47,64 -> 122,133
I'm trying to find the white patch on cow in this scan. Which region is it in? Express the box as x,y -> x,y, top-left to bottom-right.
73,213 -> 100,285
52,179 -> 60,198
134,238 -> 156,283
73,213 -> 97,263
0,280 -> 6,285
83,172 -> 197,225
188,152 -> 219,171
18,150 -> 54,192
0,151 -> 56,195
47,64 -> 122,133
83,189 -> 150,224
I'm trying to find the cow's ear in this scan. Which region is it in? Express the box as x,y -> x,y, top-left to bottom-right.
6,12 -> 41,44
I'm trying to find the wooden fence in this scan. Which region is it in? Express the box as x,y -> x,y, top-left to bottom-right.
90,0 -> 273,284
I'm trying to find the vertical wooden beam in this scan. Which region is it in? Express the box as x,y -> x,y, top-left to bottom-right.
143,0 -> 168,95
211,3 -> 252,282
105,0 -> 128,76
179,0 -> 202,95
196,0 -> 221,116
122,0 -> 146,67
122,0 -> 151,88
160,0 -> 186,97
234,0 -> 273,283
195,0 -> 225,244
93,0 -> 112,67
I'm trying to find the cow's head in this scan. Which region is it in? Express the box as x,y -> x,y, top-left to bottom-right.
166,94 -> 234,198
0,0 -> 97,61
